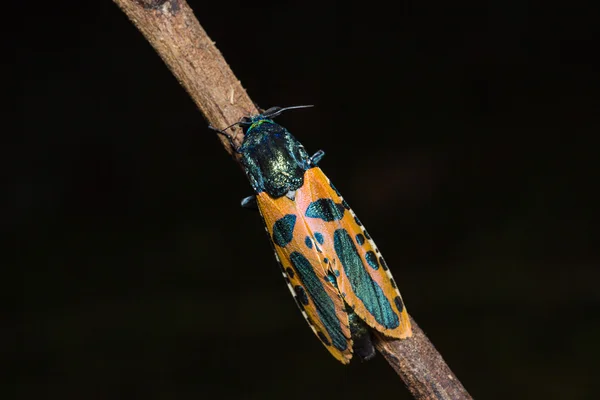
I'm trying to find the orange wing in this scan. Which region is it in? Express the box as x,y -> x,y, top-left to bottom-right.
295,168 -> 412,339
257,191 -> 354,364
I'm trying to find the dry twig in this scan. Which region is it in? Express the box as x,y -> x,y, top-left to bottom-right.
112,1 -> 473,399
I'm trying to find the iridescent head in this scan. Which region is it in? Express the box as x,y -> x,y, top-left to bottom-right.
210,105 -> 315,197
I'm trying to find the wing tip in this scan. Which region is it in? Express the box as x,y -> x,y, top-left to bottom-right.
378,311 -> 413,339
395,310 -> 413,338
330,348 -> 353,364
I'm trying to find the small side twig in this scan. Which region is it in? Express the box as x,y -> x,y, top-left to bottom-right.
112,1 -> 473,399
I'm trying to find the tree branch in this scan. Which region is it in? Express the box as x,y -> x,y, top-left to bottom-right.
113,1 -> 473,399
375,317 -> 471,399
113,0 -> 257,156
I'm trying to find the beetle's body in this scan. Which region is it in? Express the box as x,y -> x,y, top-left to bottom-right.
218,108 -> 411,363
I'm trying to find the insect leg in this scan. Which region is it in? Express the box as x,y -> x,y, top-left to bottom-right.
240,195 -> 258,210
309,150 -> 325,166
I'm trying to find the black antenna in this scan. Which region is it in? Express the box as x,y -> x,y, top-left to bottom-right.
209,104 -> 314,151
262,105 -> 314,119
210,105 -> 314,133
208,125 -> 241,153
208,120 -> 242,134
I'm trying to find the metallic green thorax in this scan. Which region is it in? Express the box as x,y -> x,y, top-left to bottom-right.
239,117 -> 312,198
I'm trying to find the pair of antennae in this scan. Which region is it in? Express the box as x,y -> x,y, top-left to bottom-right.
209,105 -> 314,134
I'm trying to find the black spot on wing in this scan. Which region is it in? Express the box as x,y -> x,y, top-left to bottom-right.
394,296 -> 405,313
379,256 -> 388,271
272,214 -> 296,247
355,233 -> 365,246
295,285 -> 309,306
285,267 -> 295,279
317,331 -> 331,346
305,199 -> 345,222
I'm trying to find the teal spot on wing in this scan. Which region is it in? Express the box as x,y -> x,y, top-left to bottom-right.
379,256 -> 389,271
365,251 -> 379,270
305,199 -> 345,221
290,251 -> 348,351
272,214 -> 296,247
333,229 -> 399,329
325,272 -> 337,286
314,232 -> 324,245
304,236 -> 313,249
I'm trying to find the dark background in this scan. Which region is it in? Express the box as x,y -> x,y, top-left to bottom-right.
11,0 -> 598,399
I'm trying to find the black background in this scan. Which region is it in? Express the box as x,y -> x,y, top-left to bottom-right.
11,0 -> 598,399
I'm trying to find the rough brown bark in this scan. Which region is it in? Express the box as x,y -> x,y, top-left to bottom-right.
113,1 -> 473,399
113,0 -> 257,157
375,317 -> 471,399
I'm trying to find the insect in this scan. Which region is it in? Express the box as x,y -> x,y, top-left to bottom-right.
211,106 -> 411,364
